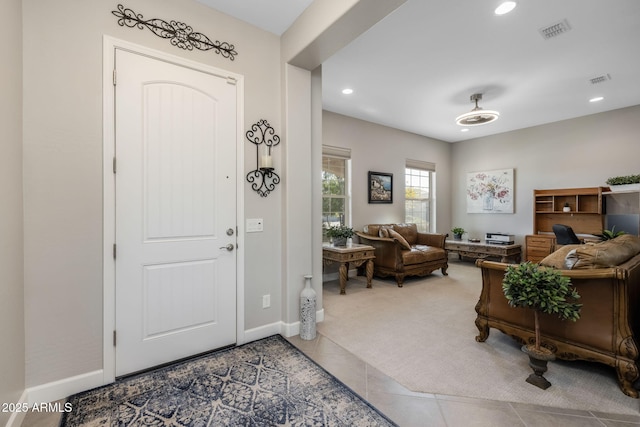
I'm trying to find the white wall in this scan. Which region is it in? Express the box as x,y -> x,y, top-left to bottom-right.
0,0 -> 25,424
451,105 -> 640,245
22,0 -> 281,388
323,111 -> 453,233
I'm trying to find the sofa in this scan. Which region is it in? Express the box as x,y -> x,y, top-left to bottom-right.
475,234 -> 640,397
355,223 -> 448,286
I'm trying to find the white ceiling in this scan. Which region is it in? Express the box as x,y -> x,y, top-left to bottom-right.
200,0 -> 640,143
196,0 -> 314,35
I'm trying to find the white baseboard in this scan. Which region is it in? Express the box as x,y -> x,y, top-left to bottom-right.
5,390 -> 28,427
18,312 -> 325,416
242,321 -> 284,343
25,370 -> 104,407
243,308 -> 325,341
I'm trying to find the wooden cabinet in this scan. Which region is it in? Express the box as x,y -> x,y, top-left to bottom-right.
533,187 -> 607,235
525,234 -> 555,262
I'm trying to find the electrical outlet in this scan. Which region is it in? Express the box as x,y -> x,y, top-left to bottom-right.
262,294 -> 270,309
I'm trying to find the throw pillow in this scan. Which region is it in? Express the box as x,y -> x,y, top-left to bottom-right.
539,244 -> 582,269
392,223 -> 418,245
388,229 -> 412,250
379,227 -> 390,238
571,238 -> 638,269
615,234 -> 640,254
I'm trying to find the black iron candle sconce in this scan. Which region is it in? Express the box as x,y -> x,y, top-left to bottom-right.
246,120 -> 280,197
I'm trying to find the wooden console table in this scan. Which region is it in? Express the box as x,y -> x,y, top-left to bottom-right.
445,239 -> 521,264
322,243 -> 375,294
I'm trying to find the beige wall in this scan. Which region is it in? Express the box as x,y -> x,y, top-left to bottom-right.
0,0 -> 25,424
323,111 -> 453,233
18,0 -> 398,397
450,105 -> 640,244
22,0 -> 281,387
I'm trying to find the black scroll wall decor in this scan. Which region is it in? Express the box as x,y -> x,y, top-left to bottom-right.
112,4 -> 237,60
246,120 -> 281,197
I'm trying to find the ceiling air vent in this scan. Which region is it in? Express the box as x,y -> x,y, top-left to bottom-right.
539,19 -> 571,40
589,74 -> 611,85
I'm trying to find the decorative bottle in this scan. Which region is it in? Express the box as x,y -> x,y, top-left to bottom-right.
300,275 -> 317,340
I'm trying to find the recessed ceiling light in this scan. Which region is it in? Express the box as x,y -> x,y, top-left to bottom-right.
495,1 -> 517,15
342,88 -> 353,95
461,128 -> 470,132
589,96 -> 604,103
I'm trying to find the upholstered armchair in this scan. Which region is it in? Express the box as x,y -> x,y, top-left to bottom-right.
355,223 -> 448,286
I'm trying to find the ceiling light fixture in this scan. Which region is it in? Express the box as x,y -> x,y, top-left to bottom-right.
589,96 -> 604,103
456,94 -> 500,126
342,88 -> 353,95
495,1 -> 517,15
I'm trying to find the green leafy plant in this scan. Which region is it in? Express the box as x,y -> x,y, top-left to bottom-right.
596,226 -> 626,241
502,262 -> 582,352
326,225 -> 354,239
606,174 -> 640,185
451,227 -> 465,236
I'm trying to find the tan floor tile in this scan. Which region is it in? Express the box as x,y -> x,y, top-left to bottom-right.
21,401 -> 65,427
310,350 -> 367,396
437,398 -> 525,427
367,390 -> 446,427
516,410 -> 606,427
591,410 -> 640,424
366,364 -> 434,399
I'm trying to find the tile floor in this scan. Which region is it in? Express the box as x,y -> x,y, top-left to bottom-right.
286,334 -> 640,427
19,333 -> 640,426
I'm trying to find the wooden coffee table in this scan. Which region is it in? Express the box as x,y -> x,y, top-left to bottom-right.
322,243 -> 375,294
445,239 -> 522,264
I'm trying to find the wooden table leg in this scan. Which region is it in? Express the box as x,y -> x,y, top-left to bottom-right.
339,262 -> 348,294
365,259 -> 373,288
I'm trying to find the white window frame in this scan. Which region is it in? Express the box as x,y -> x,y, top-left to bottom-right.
405,159 -> 436,232
322,146 -> 351,241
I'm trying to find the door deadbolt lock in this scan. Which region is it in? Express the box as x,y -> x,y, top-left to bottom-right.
220,243 -> 234,251
226,228 -> 234,236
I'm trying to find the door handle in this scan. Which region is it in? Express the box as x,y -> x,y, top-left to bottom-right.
220,243 -> 234,251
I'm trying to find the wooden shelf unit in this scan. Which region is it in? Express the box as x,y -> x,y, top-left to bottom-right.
533,187 -> 608,235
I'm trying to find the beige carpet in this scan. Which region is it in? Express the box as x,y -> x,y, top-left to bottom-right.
318,260 -> 640,415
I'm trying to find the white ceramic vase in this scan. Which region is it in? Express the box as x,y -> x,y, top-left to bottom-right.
300,275 -> 317,340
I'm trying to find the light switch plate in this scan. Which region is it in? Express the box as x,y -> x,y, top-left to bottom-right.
246,218 -> 264,233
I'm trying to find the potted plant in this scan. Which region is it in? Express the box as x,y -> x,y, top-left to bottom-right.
326,225 -> 354,246
451,227 -> 465,240
502,262 -> 582,389
596,226 -> 626,241
606,174 -> 640,192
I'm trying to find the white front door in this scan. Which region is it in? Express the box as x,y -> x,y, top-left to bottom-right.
114,49 -> 237,376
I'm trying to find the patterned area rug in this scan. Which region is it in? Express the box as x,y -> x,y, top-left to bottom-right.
60,335 -> 396,426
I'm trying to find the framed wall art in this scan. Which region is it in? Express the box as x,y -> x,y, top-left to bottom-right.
368,171 -> 393,204
466,168 -> 514,213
